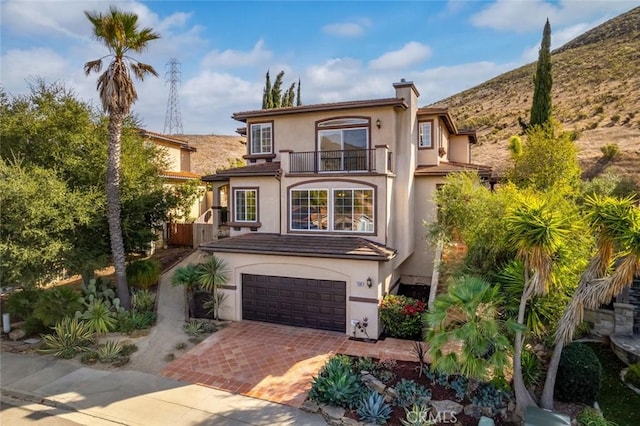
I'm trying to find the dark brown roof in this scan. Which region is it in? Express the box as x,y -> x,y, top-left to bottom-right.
200,233 -> 396,261
415,161 -> 492,178
232,98 -> 408,122
201,162 -> 281,181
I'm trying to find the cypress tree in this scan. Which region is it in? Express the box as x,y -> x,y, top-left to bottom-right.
284,82 -> 296,107
262,71 -> 273,109
271,70 -> 285,108
296,78 -> 302,106
530,19 -> 553,127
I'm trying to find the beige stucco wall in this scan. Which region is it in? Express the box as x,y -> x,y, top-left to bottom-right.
228,176 -> 281,235
398,176 -> 442,282
449,136 -> 471,163
156,142 -> 182,172
210,251 -> 389,338
249,106 -> 399,162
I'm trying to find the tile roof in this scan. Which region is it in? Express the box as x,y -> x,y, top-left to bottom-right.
139,129 -> 196,151
201,233 -> 397,261
162,170 -> 202,179
201,162 -> 281,181
414,161 -> 492,177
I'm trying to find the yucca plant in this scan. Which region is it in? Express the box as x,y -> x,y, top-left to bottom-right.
80,299 -> 117,334
203,291 -> 228,320
131,289 -> 155,313
97,340 -> 123,363
39,317 -> 95,359
357,390 -> 393,425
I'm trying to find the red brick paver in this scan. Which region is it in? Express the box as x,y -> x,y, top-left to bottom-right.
161,321 -> 420,407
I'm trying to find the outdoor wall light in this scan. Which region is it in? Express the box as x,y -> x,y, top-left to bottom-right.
376,118 -> 382,129
366,277 -> 373,288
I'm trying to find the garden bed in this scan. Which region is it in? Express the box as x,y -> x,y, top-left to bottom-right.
307,354 -> 517,426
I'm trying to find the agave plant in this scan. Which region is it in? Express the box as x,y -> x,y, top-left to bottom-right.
182,320 -> 205,337
80,299 -> 117,334
39,317 -> 95,359
97,340 -> 123,363
357,390 -> 393,424
131,289 -> 155,313
400,404 -> 435,426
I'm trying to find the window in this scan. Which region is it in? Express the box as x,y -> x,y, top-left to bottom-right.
290,190 -> 328,230
234,189 -> 257,222
289,187 -> 374,233
250,123 -> 272,154
317,117 -> 370,172
418,121 -> 432,149
333,189 -> 374,232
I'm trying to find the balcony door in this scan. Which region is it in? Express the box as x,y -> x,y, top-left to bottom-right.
317,118 -> 369,172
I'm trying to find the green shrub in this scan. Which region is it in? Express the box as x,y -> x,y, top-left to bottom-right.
5,288 -> 43,322
600,144 -> 620,161
97,340 -> 122,363
625,362 -> 640,388
379,294 -> 426,339
577,407 -> 617,426
522,349 -> 541,387
555,342 -> 602,405
33,286 -> 84,328
39,317 -> 95,359
354,356 -> 377,374
183,320 -> 205,336
126,259 -> 161,290
357,390 -> 392,424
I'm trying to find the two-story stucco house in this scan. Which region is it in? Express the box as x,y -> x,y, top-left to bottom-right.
200,80 -> 491,339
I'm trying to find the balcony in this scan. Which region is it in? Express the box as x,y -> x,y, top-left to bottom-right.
283,146 -> 392,175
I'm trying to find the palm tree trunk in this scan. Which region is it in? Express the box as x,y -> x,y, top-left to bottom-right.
514,276 -> 537,419
106,111 -> 131,309
540,340 -> 563,409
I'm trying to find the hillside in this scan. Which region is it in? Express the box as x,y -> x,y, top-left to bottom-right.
177,134 -> 246,175
434,6 -> 640,183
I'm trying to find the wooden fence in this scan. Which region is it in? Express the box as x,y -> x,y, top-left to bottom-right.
166,222 -> 194,247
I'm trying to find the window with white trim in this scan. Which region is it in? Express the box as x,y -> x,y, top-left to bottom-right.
250,123 -> 272,154
234,189 -> 257,222
289,187 -> 374,233
290,189 -> 328,230
333,189 -> 374,232
418,121 -> 432,148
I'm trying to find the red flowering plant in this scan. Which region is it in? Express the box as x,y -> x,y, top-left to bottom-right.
379,294 -> 426,339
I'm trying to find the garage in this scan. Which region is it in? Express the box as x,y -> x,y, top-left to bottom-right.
242,274 -> 346,332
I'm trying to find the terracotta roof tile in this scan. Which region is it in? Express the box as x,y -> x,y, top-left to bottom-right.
139,129 -> 196,151
201,233 -> 396,261
162,170 -> 202,179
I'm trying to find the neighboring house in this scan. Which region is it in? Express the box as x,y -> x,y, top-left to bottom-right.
200,80 -> 491,338
140,130 -> 209,249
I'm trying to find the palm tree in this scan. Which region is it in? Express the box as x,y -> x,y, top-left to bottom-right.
505,194 -> 572,418
425,275 -> 512,382
540,195 -> 640,408
84,7 -> 160,309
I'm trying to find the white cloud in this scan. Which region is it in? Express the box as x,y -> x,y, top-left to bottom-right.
323,19 -> 370,37
471,0 -> 636,33
202,39 -> 272,69
369,42 -> 432,70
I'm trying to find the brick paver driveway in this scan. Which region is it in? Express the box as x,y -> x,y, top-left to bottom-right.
162,321 -> 416,407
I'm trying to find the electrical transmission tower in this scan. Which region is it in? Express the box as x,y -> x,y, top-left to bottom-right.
163,58 -> 184,134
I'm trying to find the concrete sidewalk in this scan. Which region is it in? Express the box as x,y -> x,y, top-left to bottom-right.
0,352 -> 326,425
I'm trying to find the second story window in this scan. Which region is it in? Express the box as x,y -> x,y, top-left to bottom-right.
250,123 -> 272,155
317,118 -> 370,172
234,188 -> 257,222
418,121 -> 433,149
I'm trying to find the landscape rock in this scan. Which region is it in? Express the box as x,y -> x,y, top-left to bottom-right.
431,400 -> 463,422
478,416 -> 496,426
300,400 -> 320,413
321,404 -> 345,421
341,418 -> 360,426
464,404 -> 482,418
361,374 -> 386,394
9,328 -> 26,341
481,406 -> 493,417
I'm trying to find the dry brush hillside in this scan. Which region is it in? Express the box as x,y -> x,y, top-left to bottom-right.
434,6 -> 640,183
177,134 -> 246,175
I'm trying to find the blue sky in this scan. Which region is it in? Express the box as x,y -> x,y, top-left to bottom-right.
1,0 -> 637,134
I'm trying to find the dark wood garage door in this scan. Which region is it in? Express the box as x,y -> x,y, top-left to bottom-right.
242,274 -> 346,332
